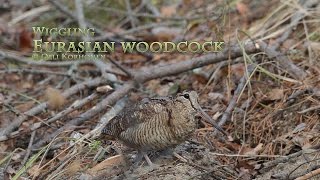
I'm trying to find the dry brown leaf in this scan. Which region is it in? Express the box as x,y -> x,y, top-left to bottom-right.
68,110 -> 81,118
19,26 -> 33,52
64,158 -> 82,176
283,39 -> 296,49
229,63 -> 245,82
0,143 -> 8,152
45,87 -> 66,110
244,143 -> 264,156
151,27 -> 181,41
22,82 -> 32,89
225,141 -> 242,152
237,160 -> 254,170
146,79 -> 160,89
266,88 -> 284,100
236,2 -> 249,16
27,164 -> 41,177
309,41 -> 320,56
160,5 -> 176,17
6,74 -> 20,82
16,101 -> 34,112
87,155 -> 125,175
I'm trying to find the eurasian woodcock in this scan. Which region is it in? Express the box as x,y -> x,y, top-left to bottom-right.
101,91 -> 226,165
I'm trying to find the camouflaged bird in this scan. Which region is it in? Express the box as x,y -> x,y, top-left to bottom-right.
101,91 -> 226,165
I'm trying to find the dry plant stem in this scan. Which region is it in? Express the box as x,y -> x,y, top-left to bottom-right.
124,0 -> 137,28
75,0 -> 117,82
295,167 -> 320,180
48,0 -> 122,43
118,1 -> 145,27
48,0 -> 102,34
32,42 -> 259,149
75,0 -> 88,41
19,131 -> 36,169
9,5 -> 51,25
272,164 -> 320,180
30,93 -> 99,131
32,82 -> 134,149
257,41 -> 307,80
144,0 -> 161,16
38,150 -> 77,180
133,42 -> 259,82
216,65 -> 255,129
0,77 -> 108,140
298,105 -> 320,114
93,59 -> 117,81
259,150 -> 304,173
37,98 -> 127,179
108,58 -> 133,78
273,0 -> 318,48
47,154 -> 78,179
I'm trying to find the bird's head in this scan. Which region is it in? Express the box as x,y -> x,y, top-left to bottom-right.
176,91 -> 227,136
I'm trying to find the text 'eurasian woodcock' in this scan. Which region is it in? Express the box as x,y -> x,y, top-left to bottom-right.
101,91 -> 227,165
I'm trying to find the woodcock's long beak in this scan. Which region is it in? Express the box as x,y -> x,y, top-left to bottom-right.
197,108 -> 228,136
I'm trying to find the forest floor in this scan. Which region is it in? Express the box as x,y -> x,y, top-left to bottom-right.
0,0 -> 320,179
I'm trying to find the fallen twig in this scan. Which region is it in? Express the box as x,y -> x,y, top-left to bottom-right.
216,64 -> 256,128
48,0 -> 122,42
0,77 -> 108,140
259,150 -> 305,173
19,131 -> 36,169
295,167 -> 320,180
273,0 -> 318,48
31,93 -> 99,131
74,0 -> 117,82
298,105 -> 320,114
257,40 -> 307,80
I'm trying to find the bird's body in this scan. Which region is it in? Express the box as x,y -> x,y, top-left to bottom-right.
102,92 -> 198,151
101,91 -> 226,166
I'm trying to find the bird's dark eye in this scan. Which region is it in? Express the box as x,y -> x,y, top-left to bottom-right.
183,94 -> 190,99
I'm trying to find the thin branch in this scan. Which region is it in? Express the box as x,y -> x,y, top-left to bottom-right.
273,0 -> 318,48
107,57 -> 134,78
48,0 -> 122,42
257,40 -> 307,80
259,150 -> 304,173
19,131 -> 36,169
32,82 -> 134,149
295,167 -> 320,180
0,77 -> 108,140
30,93 -> 99,131
298,105 -> 320,114
216,64 -> 255,129
124,0 -> 137,28
74,0 -> 118,82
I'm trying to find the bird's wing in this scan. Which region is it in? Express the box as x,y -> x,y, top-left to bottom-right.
102,98 -> 172,137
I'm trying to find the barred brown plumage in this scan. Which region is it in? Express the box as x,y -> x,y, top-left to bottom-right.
101,91 -> 226,166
